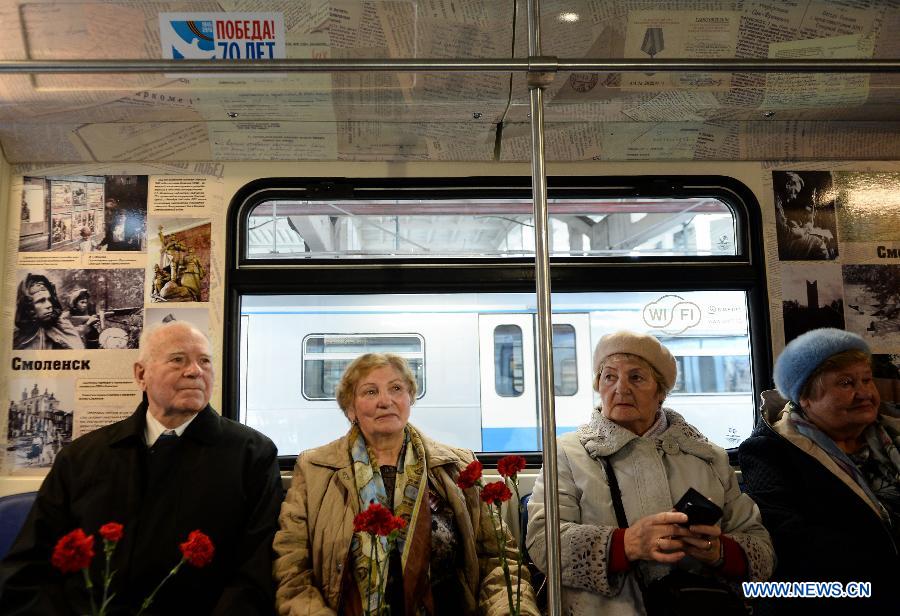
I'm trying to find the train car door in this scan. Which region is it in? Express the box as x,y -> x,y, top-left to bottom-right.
478,313 -> 593,451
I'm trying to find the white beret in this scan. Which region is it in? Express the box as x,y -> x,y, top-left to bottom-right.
592,330 -> 677,390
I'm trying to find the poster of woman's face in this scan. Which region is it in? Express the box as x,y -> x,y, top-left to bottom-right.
773,171 -> 839,261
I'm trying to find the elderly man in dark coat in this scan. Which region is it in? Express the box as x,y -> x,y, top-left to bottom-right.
0,322 -> 283,615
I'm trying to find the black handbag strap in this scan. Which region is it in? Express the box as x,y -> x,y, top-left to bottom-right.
600,456 -> 746,616
600,455 -> 629,528
600,455 -> 654,598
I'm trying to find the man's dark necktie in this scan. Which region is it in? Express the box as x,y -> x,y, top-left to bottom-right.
147,430 -> 180,485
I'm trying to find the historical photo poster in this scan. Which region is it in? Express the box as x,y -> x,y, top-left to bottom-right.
5,377 -> 75,472
773,171 -> 839,261
18,175 -> 149,253
781,262 -> 845,344
842,264 -> 900,348
148,219 -> 211,303
12,268 -> 145,350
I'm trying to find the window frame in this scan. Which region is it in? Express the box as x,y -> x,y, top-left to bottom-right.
224,175 -> 771,469
300,332 -> 426,401
552,323 -> 579,397
493,324 -> 525,398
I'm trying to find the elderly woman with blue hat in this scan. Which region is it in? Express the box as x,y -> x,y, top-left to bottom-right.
740,328 -> 900,615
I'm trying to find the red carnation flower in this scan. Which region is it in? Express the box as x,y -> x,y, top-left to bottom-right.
497,455 -> 526,479
51,528 -> 95,574
480,481 -> 512,506
179,530 -> 215,568
99,522 -> 124,543
456,459 -> 483,490
353,502 -> 406,537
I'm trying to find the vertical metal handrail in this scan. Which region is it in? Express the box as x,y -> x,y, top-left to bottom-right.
527,1 -> 562,614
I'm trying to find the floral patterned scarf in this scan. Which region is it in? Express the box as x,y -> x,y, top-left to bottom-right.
349,423 -> 428,613
789,407 -> 898,523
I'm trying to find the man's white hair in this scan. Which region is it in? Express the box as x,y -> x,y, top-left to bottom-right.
136,321 -> 210,364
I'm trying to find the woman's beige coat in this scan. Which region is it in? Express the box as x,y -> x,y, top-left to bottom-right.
273,428 -> 539,615
527,409 -> 774,616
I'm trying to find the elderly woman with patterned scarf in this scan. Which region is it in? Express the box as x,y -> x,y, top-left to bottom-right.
274,352 -> 539,615
740,328 -> 900,615
527,330 -> 774,615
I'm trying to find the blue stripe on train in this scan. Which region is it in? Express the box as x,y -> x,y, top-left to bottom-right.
481,426 -> 577,452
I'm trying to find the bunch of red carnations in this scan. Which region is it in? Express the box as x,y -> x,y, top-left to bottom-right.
456,454 -> 528,616
352,502 -> 407,616
51,522 -> 214,615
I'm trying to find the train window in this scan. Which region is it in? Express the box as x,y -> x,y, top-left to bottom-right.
552,324 -> 578,396
228,176 -> 768,460
243,196 -> 736,260
238,290 -> 756,455
301,334 -> 425,401
493,325 -> 524,397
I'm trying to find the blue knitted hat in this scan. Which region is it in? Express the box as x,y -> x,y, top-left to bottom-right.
774,328 -> 870,402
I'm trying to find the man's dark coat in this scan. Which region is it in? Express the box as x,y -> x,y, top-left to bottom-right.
0,402 -> 283,615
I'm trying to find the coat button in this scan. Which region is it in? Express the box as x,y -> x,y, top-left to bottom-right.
661,437 -> 680,455
336,562 -> 343,571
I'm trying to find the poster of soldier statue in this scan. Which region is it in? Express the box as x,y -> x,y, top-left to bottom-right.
12,268 -> 144,350
148,219 -> 211,303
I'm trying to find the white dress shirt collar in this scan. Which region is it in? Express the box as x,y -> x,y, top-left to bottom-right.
144,409 -> 198,447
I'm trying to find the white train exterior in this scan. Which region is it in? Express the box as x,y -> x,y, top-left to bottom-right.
241,291 -> 753,456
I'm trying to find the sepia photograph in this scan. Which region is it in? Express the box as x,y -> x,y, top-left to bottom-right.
5,378 -> 74,471
782,262 -> 845,344
13,269 -> 145,351
773,170 -> 839,261
148,219 -> 212,303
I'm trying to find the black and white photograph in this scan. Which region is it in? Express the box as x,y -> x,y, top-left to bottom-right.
13,269 -> 145,351
773,170 -> 839,261
782,262 -> 845,344
18,174 -> 148,253
5,378 -> 74,471
100,175 -> 148,251
843,264 -> 900,346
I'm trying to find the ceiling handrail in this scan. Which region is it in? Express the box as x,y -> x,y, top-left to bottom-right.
1,57 -> 899,74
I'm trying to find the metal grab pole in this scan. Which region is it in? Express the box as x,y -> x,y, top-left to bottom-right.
527,1 -> 562,615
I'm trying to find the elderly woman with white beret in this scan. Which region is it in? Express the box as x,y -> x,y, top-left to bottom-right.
739,328 -> 900,615
526,330 -> 774,615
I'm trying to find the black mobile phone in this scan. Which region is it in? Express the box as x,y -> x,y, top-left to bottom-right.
673,487 -> 723,526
